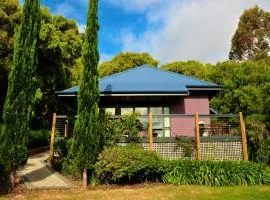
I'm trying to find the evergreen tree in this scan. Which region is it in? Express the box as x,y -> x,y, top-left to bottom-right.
0,0 -> 40,185
67,0 -> 100,185
229,6 -> 270,61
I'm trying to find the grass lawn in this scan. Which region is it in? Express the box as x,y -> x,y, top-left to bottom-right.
1,184 -> 270,200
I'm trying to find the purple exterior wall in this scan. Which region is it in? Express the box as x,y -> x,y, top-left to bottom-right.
170,95 -> 210,137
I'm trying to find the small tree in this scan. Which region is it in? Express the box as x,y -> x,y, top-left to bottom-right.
66,0 -> 100,188
0,0 -> 40,188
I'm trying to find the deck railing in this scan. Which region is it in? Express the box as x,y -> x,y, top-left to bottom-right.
51,113 -> 247,161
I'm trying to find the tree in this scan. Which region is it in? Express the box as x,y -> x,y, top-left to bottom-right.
66,0 -> 100,187
161,60 -> 212,81
98,52 -> 159,77
229,5 -> 270,61
0,0 -> 21,122
0,0 -> 40,188
33,8 -> 83,128
0,4 -> 83,127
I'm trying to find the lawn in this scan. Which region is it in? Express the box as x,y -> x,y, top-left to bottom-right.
2,184 -> 270,200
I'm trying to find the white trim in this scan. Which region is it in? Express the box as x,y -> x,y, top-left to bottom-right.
100,93 -> 189,96
187,88 -> 222,91
58,93 -> 190,97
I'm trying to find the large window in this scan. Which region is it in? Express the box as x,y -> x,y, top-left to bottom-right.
104,106 -> 171,137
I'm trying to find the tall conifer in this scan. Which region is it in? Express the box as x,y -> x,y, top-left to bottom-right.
0,0 -> 40,183
68,0 -> 100,185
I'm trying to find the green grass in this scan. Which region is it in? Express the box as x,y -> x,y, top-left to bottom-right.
2,185 -> 270,200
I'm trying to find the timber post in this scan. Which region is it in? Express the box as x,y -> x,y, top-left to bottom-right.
49,113 -> 57,165
149,112 -> 153,151
239,112 -> 248,161
83,168 -> 87,188
195,112 -> 201,160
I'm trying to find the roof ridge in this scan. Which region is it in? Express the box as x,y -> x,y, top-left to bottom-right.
100,65 -> 154,81
152,66 -> 217,86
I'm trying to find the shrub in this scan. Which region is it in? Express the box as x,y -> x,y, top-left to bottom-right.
53,138 -> 73,172
95,145 -> 167,184
27,129 -> 50,149
163,160 -> 270,186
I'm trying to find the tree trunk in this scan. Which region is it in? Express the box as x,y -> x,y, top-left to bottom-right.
83,168 -> 88,188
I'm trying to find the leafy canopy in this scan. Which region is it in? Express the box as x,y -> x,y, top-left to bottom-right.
98,52 -> 159,77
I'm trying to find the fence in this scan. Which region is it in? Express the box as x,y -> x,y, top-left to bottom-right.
49,112 -> 248,161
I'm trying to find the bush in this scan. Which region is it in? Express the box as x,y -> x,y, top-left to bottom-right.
95,145 -> 167,184
27,129 -> 50,149
163,160 -> 270,186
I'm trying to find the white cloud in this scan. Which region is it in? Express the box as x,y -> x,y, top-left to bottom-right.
78,24 -> 86,33
115,0 -> 270,64
100,53 -> 114,62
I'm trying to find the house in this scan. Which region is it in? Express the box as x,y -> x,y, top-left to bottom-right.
56,65 -> 222,137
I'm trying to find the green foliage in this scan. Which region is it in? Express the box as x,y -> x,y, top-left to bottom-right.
95,145 -> 166,184
33,7 -> 83,128
246,115 -> 270,165
99,112 -> 124,149
66,0 -> 100,174
163,160 -> 270,186
0,0 -> 40,171
161,60 -> 213,81
98,52 -> 159,77
175,136 -> 196,157
0,0 -> 21,122
229,5 -> 270,61
99,112 -> 144,150
27,129 -> 50,149
0,3 -> 83,128
122,112 -> 143,143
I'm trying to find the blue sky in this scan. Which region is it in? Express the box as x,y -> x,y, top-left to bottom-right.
37,0 -> 270,64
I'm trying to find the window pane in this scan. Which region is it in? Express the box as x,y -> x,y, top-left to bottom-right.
164,129 -> 171,137
150,107 -> 162,115
121,107 -> 133,115
135,107 -> 148,115
164,117 -> 170,128
105,108 -> 115,115
153,117 -> 163,129
164,107 -> 170,114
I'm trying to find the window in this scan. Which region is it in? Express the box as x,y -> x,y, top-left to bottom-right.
105,108 -> 115,115
121,107 -> 133,115
135,107 -> 148,115
105,106 -> 171,137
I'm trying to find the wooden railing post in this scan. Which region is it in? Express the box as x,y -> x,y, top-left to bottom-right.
83,168 -> 88,188
239,112 -> 248,161
149,112 -> 153,151
195,112 -> 201,160
49,113 -> 57,165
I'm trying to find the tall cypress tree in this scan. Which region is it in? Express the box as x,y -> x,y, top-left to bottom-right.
68,0 -> 100,185
0,0 -> 40,184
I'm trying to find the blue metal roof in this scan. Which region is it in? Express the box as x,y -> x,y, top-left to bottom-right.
57,65 -> 221,95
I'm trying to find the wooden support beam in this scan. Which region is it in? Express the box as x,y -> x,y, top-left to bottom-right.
149,112 -> 153,151
49,113 -> 57,165
83,168 -> 88,188
240,112 -> 248,161
195,112 -> 201,160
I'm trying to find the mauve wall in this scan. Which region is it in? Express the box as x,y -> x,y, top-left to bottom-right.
170,95 -> 210,137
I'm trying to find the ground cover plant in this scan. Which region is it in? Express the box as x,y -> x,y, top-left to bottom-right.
163,160 -> 270,186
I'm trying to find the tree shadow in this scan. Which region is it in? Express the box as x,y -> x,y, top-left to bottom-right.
23,165 -> 54,182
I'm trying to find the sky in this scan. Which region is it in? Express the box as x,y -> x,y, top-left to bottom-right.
39,0 -> 270,64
